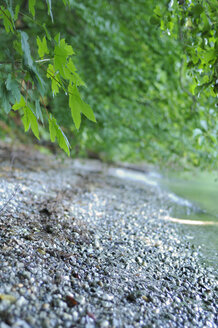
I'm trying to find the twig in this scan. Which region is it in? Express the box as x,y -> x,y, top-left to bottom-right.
35,58 -> 51,63
0,185 -> 20,214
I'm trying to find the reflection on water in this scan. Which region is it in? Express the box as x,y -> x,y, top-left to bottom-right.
167,193 -> 193,208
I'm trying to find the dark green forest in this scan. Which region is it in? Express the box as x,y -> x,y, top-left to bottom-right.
0,0 -> 217,168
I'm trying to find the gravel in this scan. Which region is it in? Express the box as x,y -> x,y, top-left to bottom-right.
0,145 -> 217,328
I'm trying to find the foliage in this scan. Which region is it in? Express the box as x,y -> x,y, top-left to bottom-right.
63,0 -> 217,167
0,0 -> 95,155
152,0 -> 217,97
0,0 -> 217,168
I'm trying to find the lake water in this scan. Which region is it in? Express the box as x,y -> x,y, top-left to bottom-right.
109,167 -> 218,272
160,171 -> 218,271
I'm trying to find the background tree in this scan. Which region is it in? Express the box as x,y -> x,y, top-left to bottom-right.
0,0 -> 217,168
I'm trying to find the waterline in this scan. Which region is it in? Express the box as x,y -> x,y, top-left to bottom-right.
160,215 -> 218,226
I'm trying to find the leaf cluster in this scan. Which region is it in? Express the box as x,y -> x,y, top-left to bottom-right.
0,0 -> 95,154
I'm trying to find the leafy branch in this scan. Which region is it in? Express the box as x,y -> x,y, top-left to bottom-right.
0,0 -> 96,155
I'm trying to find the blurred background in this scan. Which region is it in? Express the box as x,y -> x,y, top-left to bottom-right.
0,0 -> 217,169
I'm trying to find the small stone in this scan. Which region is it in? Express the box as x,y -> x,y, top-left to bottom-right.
142,295 -> 150,302
16,296 -> 27,307
21,271 -> 31,280
12,319 -> 31,328
0,294 -> 16,303
72,311 -> 79,321
41,318 -> 50,328
102,301 -> 112,308
76,295 -> 86,305
0,323 -> 11,328
98,281 -> 104,287
62,313 -> 72,321
99,320 -> 110,328
94,239 -> 100,248
37,248 -> 46,255
39,311 -> 48,319
102,294 -> 114,301
42,303 -> 50,310
135,257 -> 143,265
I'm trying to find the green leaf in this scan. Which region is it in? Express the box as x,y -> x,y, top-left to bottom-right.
154,5 -> 162,17
47,64 -> 61,95
192,4 -> 204,17
12,96 -> 26,111
70,72 -> 86,86
37,36 -> 49,58
201,75 -> 209,84
29,0 -> 36,17
42,23 -> 51,41
209,133 -> 217,144
0,76 -> 21,114
49,116 -> 56,142
20,31 -> 33,67
22,105 -> 39,139
68,84 -> 96,129
150,16 -> 160,26
6,1 -> 14,20
0,6 -> 14,33
28,66 -> 45,96
68,85 -> 81,129
80,101 -> 96,122
22,108 -> 29,132
48,116 -> 70,155
13,39 -> 22,55
35,100 -> 44,123
203,50 -> 216,65
5,74 -> 21,103
198,135 -> 204,146
56,127 -> 70,155
54,39 -> 74,77
194,85 -> 203,96
46,0 -> 53,22
1,85 -> 11,114
200,120 -> 208,131
64,59 -> 85,86
54,33 -> 60,43
66,58 -> 77,73
14,5 -> 20,20
193,128 -> 202,138
28,106 -> 39,139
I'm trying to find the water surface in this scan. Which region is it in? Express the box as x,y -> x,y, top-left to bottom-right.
109,167 -> 218,271
160,170 -> 218,271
